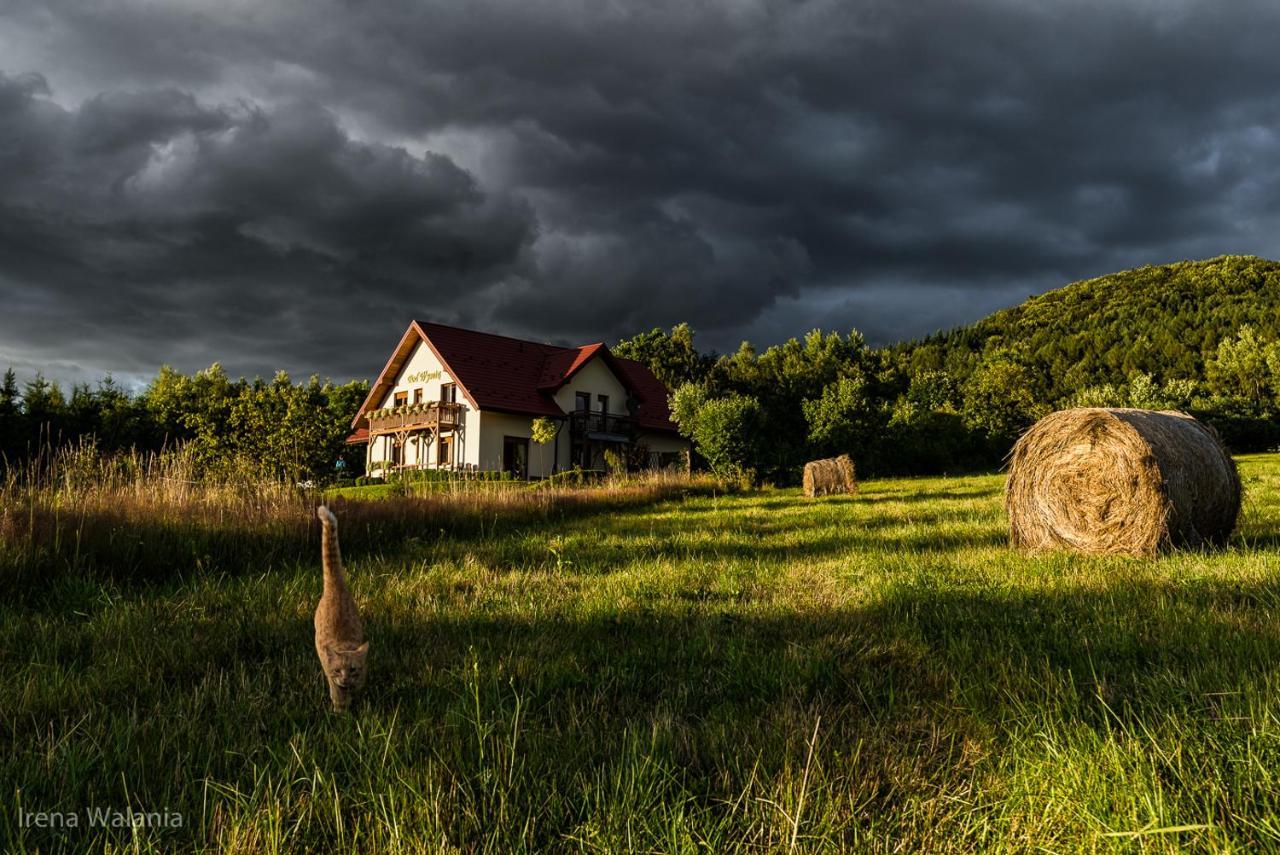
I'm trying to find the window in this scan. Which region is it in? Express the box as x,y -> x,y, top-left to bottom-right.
437,434 -> 453,467
502,436 -> 529,479
575,392 -> 591,412
413,388 -> 423,405
441,382 -> 457,403
657,451 -> 684,470
597,394 -> 609,414
394,391 -> 408,407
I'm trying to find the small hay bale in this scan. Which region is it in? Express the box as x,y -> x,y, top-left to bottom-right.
803,454 -> 858,498
1006,408 -> 1240,556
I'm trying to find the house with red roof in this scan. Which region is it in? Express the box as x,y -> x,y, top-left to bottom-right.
346,321 -> 689,478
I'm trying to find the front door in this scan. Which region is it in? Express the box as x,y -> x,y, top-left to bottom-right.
502,436 -> 529,479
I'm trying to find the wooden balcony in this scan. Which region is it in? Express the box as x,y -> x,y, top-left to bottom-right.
367,401 -> 466,435
568,410 -> 633,441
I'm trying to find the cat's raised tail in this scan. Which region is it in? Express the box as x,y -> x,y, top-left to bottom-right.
317,505 -> 347,592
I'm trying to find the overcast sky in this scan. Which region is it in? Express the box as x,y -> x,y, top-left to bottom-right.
3,0 -> 1280,387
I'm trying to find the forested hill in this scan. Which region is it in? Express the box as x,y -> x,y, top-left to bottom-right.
891,255 -> 1280,401
614,254 -> 1280,479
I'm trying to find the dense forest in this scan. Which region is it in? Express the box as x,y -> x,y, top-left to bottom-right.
893,255 -> 1280,399
3,255 -> 1279,483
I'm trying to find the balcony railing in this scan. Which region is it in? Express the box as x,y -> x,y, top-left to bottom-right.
568,410 -> 633,439
367,401 -> 466,434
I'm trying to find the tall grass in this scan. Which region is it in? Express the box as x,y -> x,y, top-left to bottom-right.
0,441 -> 718,595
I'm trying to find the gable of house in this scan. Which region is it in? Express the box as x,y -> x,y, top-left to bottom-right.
549,353 -> 630,416
375,337 -> 463,410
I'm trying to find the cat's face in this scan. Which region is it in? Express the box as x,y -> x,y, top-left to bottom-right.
324,642 -> 369,691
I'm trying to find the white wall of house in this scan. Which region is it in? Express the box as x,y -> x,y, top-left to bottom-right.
376,341 -> 451,408
553,355 -> 633,472
551,356 -> 630,417
477,411 -> 557,478
553,356 -> 688,470
635,431 -> 688,462
368,341 -> 481,470
473,355 -> 639,477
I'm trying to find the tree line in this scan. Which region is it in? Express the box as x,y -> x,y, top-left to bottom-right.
616,256 -> 1280,483
5,255 -> 1279,485
0,365 -> 368,482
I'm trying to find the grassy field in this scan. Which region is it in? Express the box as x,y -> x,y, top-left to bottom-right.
3,454 -> 1280,851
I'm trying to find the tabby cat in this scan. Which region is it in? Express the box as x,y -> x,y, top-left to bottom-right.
315,506 -> 368,711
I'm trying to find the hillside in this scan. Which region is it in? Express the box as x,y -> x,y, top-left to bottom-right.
892,255 -> 1280,402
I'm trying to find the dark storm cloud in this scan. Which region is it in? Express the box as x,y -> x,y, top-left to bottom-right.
3,0 -> 1280,381
0,70 -> 534,380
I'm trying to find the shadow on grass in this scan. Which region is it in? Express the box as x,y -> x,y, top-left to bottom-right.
3,483 -> 719,606
362,575 -> 1280,726
8,481 -> 1016,612
454,527 -> 1009,569
748,481 -> 1005,511
1231,525 -> 1280,551
853,486 -> 1004,505
424,506 -> 1008,572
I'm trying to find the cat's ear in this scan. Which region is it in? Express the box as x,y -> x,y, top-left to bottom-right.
322,645 -> 340,663
354,642 -> 369,657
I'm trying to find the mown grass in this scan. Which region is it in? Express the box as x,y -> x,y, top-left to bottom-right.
3,454 -> 1280,851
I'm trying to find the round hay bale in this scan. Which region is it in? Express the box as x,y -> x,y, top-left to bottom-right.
803,454 -> 858,498
1006,408 -> 1241,556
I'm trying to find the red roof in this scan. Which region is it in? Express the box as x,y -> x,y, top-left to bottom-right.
350,322 -> 680,433
537,342 -> 605,390
344,427 -> 369,444
612,356 -> 679,432
418,322 -> 565,417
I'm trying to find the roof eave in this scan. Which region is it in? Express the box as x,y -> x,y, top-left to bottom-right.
350,324 -> 421,429
539,343 -> 609,392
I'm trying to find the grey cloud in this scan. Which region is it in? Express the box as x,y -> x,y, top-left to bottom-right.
0,73 -> 535,379
492,208 -> 812,343
4,0 -> 1280,378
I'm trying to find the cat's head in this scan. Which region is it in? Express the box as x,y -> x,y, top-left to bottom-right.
323,642 -> 369,695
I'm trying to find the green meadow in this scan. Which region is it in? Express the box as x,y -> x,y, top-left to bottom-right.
4,455 -> 1280,852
